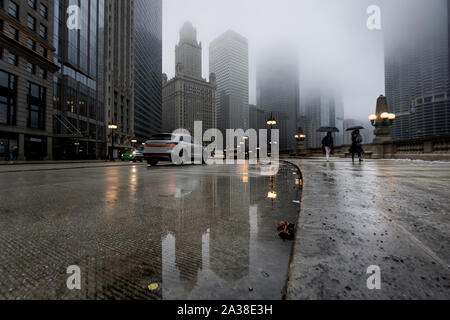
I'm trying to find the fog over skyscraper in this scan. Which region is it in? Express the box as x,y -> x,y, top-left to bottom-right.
384,0 -> 450,140
257,46 -> 299,150
175,21 -> 202,79
162,22 -> 216,134
300,88 -> 343,149
210,30 -> 249,132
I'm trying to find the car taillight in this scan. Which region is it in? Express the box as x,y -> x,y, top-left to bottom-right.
145,143 -> 178,147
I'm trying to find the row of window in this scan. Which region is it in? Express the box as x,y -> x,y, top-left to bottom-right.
0,69 -> 46,130
0,46 -> 47,80
3,0 -> 48,39
8,0 -> 48,20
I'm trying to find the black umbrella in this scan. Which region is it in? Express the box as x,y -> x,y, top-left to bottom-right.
317,127 -> 340,133
346,126 -> 365,131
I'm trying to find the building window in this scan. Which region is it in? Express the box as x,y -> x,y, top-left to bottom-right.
27,0 -> 36,9
27,82 -> 46,130
39,23 -> 47,39
7,52 -> 17,66
8,1 -> 19,19
39,3 -> 47,19
26,61 -> 35,74
0,70 -> 17,126
39,46 -> 47,58
38,67 -> 46,79
8,26 -> 18,40
27,37 -> 36,51
27,14 -> 36,31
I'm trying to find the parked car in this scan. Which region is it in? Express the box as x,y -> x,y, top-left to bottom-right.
143,133 -> 207,166
120,148 -> 144,162
120,151 -> 133,161
132,147 -> 144,162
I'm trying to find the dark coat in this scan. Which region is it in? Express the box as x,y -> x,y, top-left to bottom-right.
322,136 -> 334,155
349,134 -> 364,154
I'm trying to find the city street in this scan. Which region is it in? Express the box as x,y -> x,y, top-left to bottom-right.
0,161 -> 301,300
285,158 -> 450,300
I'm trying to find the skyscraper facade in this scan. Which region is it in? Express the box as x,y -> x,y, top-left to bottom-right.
162,22 -> 216,135
104,0 -> 134,157
209,30 -> 249,133
0,0 -> 59,161
134,0 -> 162,141
384,0 -> 450,140
52,0 -> 106,160
256,47 -> 299,151
300,89 -> 344,149
175,21 -> 202,79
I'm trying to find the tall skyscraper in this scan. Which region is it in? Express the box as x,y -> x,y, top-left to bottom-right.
104,0 -> 134,157
162,22 -> 216,135
0,0 -> 59,161
249,104 -> 266,132
256,46 -> 299,151
209,30 -> 249,133
384,0 -> 450,140
52,0 -> 106,160
300,89 -> 344,149
175,21 -> 202,79
134,0 -> 162,141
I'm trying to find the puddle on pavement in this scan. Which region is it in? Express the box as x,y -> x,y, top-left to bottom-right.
0,162 -> 302,300
154,162 -> 302,300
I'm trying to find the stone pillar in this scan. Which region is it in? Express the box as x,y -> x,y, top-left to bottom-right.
18,133 -> 25,161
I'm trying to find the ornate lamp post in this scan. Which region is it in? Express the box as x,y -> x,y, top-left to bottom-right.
108,124 -> 118,161
369,95 -> 396,144
294,127 -> 307,157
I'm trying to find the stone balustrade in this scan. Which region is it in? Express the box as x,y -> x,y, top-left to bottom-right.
293,135 -> 450,161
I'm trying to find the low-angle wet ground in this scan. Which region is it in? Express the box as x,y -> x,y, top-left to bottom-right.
0,162 -> 301,300
285,158 -> 450,300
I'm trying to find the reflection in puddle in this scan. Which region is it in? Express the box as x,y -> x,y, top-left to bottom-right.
157,163 -> 301,300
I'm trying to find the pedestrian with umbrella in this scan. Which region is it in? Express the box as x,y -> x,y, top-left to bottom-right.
317,127 -> 338,162
347,126 -> 364,162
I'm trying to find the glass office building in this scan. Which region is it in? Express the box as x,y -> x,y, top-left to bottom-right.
52,0 -> 105,159
134,0 -> 162,141
384,0 -> 450,140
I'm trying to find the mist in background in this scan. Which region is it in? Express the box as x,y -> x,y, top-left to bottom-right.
163,0 -> 387,122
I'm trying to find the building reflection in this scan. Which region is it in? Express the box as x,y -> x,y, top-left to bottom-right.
210,174 -> 250,282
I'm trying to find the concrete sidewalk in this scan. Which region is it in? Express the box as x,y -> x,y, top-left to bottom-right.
284,158 -> 450,300
0,161 -> 144,173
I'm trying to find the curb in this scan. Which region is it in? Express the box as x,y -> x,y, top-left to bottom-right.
0,162 -> 145,174
279,159 -> 305,300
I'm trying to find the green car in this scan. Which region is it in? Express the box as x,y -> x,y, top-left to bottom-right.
121,152 -> 133,161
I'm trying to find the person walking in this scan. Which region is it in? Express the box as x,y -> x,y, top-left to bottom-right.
349,130 -> 364,162
11,146 -> 19,161
321,132 -> 334,162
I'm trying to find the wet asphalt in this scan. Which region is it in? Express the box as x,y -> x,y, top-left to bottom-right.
285,158 -> 450,300
0,162 -> 301,300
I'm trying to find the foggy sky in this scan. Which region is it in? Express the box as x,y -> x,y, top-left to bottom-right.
162,0 -> 386,122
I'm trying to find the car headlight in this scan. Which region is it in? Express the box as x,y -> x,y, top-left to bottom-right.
132,151 -> 137,156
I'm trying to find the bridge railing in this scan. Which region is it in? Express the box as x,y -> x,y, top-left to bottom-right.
292,135 -> 450,160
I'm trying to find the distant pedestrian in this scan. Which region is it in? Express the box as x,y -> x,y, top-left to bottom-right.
349,130 -> 364,162
322,132 -> 334,162
11,146 -> 18,161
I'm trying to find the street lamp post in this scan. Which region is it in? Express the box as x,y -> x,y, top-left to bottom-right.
108,124 -> 118,161
131,139 -> 138,151
267,114 -> 277,156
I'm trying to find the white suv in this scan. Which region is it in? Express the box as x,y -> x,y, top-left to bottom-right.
143,133 -> 206,166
